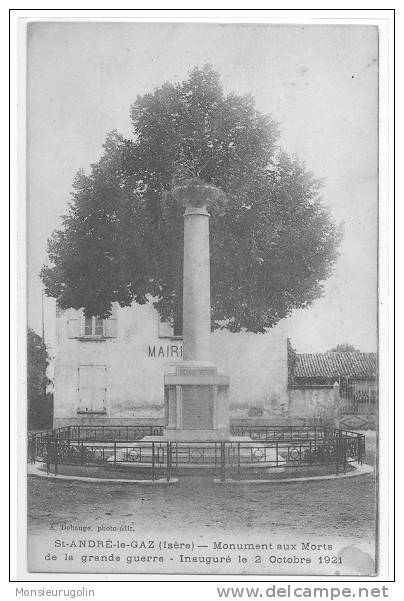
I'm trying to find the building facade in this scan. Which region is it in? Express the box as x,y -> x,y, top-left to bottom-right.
53,301 -> 290,429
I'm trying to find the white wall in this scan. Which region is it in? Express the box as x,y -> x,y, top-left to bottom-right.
53,302 -> 289,428
288,386 -> 335,422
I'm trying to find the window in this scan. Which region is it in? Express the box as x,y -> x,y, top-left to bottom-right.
66,307 -> 117,339
83,316 -> 104,337
77,365 -> 107,414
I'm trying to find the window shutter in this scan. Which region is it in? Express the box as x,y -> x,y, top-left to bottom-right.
92,366 -> 107,412
78,366 -> 92,411
67,318 -> 80,338
104,304 -> 117,338
104,318 -> 117,338
78,365 -> 106,413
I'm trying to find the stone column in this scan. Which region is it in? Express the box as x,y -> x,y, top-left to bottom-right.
183,204 -> 211,362
163,183 -> 230,440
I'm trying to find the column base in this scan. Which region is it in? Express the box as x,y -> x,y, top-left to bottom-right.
164,363 -> 230,440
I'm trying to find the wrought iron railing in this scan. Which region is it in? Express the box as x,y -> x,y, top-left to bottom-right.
29,424 -> 358,443
28,427 -> 365,482
340,387 -> 377,414
51,424 -> 165,442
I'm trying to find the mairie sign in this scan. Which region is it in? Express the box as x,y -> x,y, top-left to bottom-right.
148,344 -> 183,358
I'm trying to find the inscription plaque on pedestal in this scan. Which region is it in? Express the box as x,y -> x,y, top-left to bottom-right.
177,367 -> 217,377
182,385 -> 214,430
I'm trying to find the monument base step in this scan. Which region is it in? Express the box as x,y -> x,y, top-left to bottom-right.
160,429 -> 231,441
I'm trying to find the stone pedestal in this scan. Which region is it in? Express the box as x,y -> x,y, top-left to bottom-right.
164,183 -> 230,441
164,364 -> 230,440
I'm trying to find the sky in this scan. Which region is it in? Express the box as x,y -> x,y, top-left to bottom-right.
27,22 -> 378,353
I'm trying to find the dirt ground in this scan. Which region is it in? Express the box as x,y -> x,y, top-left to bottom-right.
27,431 -> 377,543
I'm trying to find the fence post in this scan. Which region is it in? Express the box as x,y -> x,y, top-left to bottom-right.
166,442 -> 171,482
46,437 -> 50,474
28,437 -> 35,464
80,441 -> 85,465
335,430 -> 342,475
220,442 -> 226,482
237,443 -> 241,478
343,436 -> 347,474
323,425 -> 329,464
357,434 -> 363,465
113,442 -> 117,467
152,443 -> 155,482
54,440 -> 58,476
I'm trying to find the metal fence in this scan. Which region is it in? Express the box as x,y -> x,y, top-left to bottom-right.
341,385 -> 377,414
31,424 -> 354,443
28,427 -> 365,482
48,424 -> 165,442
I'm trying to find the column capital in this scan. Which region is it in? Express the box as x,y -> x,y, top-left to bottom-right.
171,182 -> 224,212
184,207 -> 210,217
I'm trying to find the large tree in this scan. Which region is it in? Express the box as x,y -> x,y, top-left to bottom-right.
27,328 -> 53,430
41,65 -> 343,333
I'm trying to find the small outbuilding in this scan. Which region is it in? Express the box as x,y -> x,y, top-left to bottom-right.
288,348 -> 377,429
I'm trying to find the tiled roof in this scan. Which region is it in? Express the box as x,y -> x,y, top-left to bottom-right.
294,352 -> 377,380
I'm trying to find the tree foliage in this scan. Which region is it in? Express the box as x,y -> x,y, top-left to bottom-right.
41,65 -> 343,333
27,328 -> 53,430
327,343 -> 361,353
